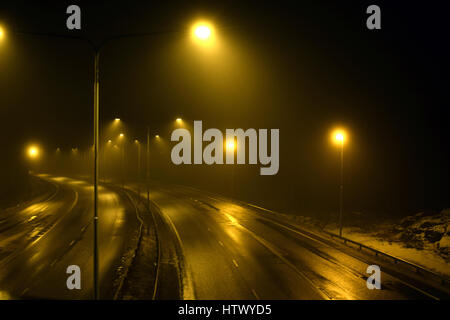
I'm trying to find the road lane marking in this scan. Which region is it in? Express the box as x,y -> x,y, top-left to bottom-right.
258,217 -> 328,247
168,188 -> 442,300
157,206 -> 196,300
232,259 -> 239,268
218,241 -> 224,247
243,212 -> 441,300
29,190 -> 79,247
251,289 -> 260,300
222,212 -> 330,300
205,193 -> 330,248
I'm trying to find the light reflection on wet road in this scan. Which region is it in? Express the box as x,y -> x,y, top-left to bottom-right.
135,183 -> 443,300
0,175 -> 135,299
0,175 -> 445,300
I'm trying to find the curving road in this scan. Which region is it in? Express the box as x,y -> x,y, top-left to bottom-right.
135,183 -> 449,300
0,175 -> 448,300
0,175 -> 137,300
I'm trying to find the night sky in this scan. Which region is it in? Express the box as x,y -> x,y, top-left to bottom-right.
0,1 -> 448,216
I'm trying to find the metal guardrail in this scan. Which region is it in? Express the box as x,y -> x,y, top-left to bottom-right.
323,230 -> 449,286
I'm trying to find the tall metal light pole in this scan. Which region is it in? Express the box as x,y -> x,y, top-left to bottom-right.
13,21 -> 217,300
93,50 -> 100,300
119,134 -> 126,188
339,138 -> 344,237
135,140 -> 141,180
334,132 -> 345,238
146,126 -> 150,210
226,138 -> 236,197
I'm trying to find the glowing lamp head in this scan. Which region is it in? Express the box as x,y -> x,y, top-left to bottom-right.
194,25 -> 211,40
119,133 -> 124,138
335,133 -> 344,142
0,27 -> 4,40
114,118 -> 120,122
191,22 -> 215,46
27,146 -> 39,159
176,118 -> 182,124
155,135 -> 160,138
331,129 -> 347,145
226,140 -> 236,151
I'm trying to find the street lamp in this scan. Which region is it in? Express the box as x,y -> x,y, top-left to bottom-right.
191,22 -> 215,46
27,145 -> 40,159
332,129 -> 346,237
194,25 -> 211,40
118,133 -> 126,187
10,19 -> 218,300
0,26 -> 5,40
103,140 -> 113,182
226,140 -> 235,151
226,138 -> 236,197
134,139 -> 141,181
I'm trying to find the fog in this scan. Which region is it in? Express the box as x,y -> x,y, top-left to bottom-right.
0,1 -> 448,218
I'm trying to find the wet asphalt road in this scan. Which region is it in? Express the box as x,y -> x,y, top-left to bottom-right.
0,175 -> 446,300
0,175 -> 136,299
135,183 -> 446,300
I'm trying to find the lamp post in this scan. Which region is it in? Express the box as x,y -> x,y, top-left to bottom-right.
134,139 -> 141,180
93,52 -> 100,299
118,133 -> 126,188
226,138 -> 236,197
334,132 -> 345,237
132,139 -> 141,196
10,19 -> 217,300
146,126 -> 150,210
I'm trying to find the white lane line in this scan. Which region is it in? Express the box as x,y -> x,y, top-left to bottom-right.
251,289 -> 260,300
223,212 -> 330,300
192,192 -> 439,300
50,259 -> 58,267
21,288 -> 29,296
69,240 -> 75,247
158,208 -> 196,300
218,241 -> 224,247
232,259 -> 239,268
29,190 -> 79,247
